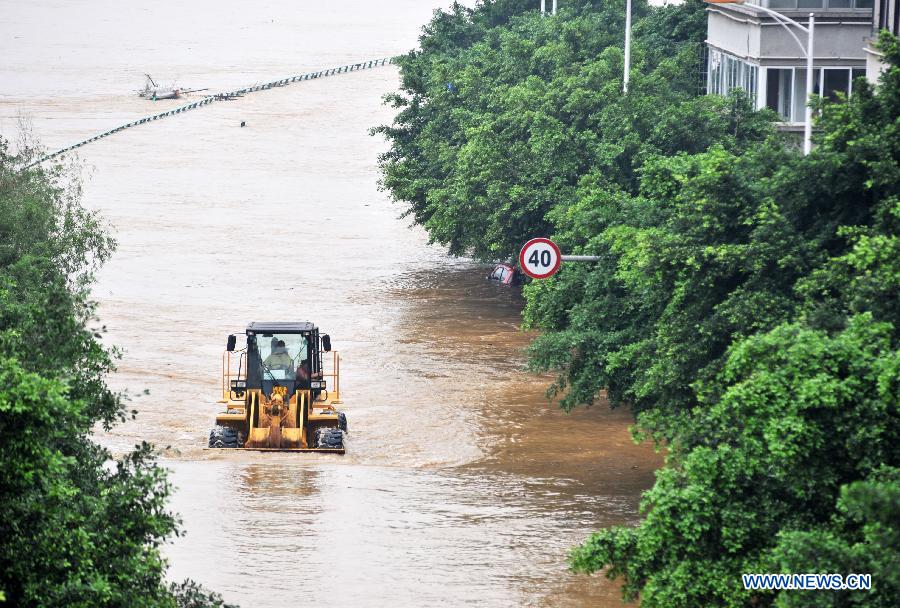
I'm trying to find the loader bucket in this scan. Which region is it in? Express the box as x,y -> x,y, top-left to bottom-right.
237,389 -> 345,453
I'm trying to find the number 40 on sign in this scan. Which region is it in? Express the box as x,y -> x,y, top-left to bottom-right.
518,237 -> 599,279
519,237 -> 561,279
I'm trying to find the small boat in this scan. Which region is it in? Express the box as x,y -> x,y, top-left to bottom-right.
138,74 -> 181,100
149,87 -> 180,100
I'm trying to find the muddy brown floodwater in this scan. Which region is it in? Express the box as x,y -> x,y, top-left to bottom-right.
0,1 -> 661,605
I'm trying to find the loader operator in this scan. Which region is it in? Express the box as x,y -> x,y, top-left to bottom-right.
295,358 -> 310,385
264,340 -> 294,373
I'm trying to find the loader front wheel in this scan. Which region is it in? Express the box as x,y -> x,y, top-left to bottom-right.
336,411 -> 348,432
208,425 -> 239,448
315,427 -> 343,450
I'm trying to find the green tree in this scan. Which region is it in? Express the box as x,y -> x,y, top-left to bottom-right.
571,316 -> 899,607
772,466 -> 900,608
0,138 -> 234,607
570,34 -> 900,606
381,2 -> 899,605
377,1 -> 776,416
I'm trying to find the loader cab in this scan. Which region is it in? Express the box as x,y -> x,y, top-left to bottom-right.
234,321 -> 331,399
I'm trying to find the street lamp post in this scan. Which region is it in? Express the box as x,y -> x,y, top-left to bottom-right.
623,0 -> 632,93
804,14 -> 815,155
707,0 -> 815,154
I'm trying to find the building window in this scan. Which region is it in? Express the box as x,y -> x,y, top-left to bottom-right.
707,49 -> 759,100
767,68 -> 794,119
709,51 -> 722,95
877,0 -> 900,34
746,0 -> 873,8
764,66 -> 867,122
822,69 -> 850,100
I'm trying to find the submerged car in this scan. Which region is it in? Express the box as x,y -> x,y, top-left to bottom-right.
487,263 -> 524,286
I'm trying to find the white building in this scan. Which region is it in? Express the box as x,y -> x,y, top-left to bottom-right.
705,0 -> 873,125
865,0 -> 900,81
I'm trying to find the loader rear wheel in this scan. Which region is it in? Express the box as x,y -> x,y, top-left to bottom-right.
315,427 -> 343,450
208,425 -> 239,448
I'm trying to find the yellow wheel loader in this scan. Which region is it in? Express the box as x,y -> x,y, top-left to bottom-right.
207,322 -> 347,453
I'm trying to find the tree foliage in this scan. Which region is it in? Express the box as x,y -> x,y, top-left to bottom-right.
571,316 -> 899,607
0,139 -> 234,607
379,2 -> 899,604
375,0 -> 759,261
376,0 -> 776,413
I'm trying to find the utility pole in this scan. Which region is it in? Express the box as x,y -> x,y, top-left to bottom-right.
541,0 -> 546,15
553,0 -> 558,15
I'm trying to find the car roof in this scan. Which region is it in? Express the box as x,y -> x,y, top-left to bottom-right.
246,321 -> 317,334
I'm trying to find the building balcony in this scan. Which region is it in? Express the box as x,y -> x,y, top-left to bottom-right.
708,47 -> 868,122
705,0 -> 878,135
743,0 -> 873,10
706,2 -> 872,64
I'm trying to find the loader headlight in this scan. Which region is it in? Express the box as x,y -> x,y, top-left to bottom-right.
230,379 -> 247,391
310,381 -> 326,389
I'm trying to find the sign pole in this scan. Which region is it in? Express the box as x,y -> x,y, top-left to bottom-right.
561,255 -> 600,262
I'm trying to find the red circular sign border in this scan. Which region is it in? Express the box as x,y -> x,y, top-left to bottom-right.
519,237 -> 562,279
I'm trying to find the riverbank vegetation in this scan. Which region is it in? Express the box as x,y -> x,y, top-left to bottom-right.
378,1 -> 899,605
0,139 -> 233,607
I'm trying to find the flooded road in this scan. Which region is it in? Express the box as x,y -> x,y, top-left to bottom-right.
1,1 -> 660,605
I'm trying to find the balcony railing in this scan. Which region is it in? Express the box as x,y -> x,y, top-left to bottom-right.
744,0 -> 873,9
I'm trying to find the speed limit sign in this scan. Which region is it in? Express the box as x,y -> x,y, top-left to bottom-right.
519,237 -> 562,279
